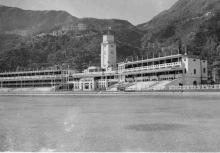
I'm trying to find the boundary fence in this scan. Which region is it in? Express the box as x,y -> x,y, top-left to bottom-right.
168,84 -> 220,91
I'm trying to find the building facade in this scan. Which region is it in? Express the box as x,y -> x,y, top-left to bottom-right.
0,34 -> 209,92
0,70 -> 70,92
117,54 -> 208,86
212,57 -> 220,83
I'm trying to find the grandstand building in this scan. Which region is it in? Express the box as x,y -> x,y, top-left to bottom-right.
0,70 -> 70,92
0,33 -> 208,92
70,33 -> 208,91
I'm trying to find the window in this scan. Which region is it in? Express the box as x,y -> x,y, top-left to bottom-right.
173,58 -> 178,62
193,81 -> 197,86
194,69 -> 197,75
203,68 -> 206,73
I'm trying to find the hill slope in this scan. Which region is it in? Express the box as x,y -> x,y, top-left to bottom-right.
137,0 -> 220,62
138,0 -> 220,31
3,0 -> 220,72
0,5 -> 77,36
0,5 -> 143,72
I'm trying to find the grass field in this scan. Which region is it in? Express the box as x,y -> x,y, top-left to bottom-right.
0,94 -> 220,151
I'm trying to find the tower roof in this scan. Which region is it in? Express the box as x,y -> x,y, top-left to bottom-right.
103,27 -> 114,35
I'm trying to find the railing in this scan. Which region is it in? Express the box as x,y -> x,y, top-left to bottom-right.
0,75 -> 68,81
0,70 -> 67,75
106,79 -> 118,82
72,62 -> 182,77
169,84 -> 220,90
73,71 -> 118,77
123,62 -> 182,73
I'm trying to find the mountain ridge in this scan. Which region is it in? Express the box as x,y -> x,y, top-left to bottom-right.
138,0 -> 220,31
1,1 -> 220,72
0,4 -> 143,72
0,4 -> 137,36
137,0 -> 220,63
0,4 -> 78,36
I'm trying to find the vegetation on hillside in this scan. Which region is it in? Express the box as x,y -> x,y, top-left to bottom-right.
0,29 -> 142,72
1,0 -> 220,73
138,0 -> 220,66
0,5 -> 77,36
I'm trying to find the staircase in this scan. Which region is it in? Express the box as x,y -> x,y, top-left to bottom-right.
107,82 -> 136,91
126,81 -> 158,91
108,79 -> 181,91
149,80 -> 172,90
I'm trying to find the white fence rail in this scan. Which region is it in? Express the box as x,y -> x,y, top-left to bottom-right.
169,84 -> 220,90
0,75 -> 68,81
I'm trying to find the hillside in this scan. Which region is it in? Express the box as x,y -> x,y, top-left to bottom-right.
0,5 -> 143,72
2,0 -> 220,72
0,30 -> 143,72
137,0 -> 220,62
138,0 -> 220,31
0,5 -> 77,36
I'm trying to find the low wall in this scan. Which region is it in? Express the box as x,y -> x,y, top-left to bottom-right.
1,91 -> 220,97
0,87 -> 55,93
169,84 -> 220,91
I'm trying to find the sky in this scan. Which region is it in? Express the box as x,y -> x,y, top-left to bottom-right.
0,0 -> 177,25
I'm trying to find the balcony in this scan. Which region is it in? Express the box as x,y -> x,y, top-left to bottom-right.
0,75 -> 68,81
123,62 -> 182,73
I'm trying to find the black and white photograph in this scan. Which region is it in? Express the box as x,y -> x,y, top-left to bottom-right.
0,0 -> 220,152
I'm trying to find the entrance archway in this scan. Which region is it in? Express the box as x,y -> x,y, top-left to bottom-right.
193,81 -> 197,86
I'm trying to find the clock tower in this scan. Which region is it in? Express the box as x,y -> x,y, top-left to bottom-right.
101,31 -> 116,70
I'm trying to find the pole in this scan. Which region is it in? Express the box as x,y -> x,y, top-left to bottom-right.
171,48 -> 173,56
68,65 -> 69,91
142,58 -> 144,82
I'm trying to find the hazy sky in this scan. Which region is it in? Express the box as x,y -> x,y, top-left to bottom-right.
0,0 -> 177,25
